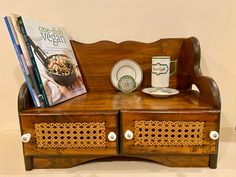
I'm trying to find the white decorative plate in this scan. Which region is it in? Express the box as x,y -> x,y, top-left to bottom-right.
142,87 -> 179,97
111,59 -> 143,90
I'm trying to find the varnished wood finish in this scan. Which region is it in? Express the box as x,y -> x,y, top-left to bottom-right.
177,37 -> 221,109
18,82 -> 32,112
71,39 -> 183,92
121,111 -> 218,154
18,83 -> 34,170
20,113 -> 118,156
24,156 -> 33,171
20,92 -> 215,114
31,154 -> 209,169
18,37 -> 221,170
130,154 -> 209,167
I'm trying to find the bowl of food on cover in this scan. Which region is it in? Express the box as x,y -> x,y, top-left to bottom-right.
46,54 -> 77,86
27,36 -> 77,86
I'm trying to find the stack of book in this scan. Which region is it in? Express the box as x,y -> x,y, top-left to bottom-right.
4,15 -> 87,107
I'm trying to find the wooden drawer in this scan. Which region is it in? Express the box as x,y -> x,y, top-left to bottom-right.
20,112 -> 118,156
120,110 -> 219,155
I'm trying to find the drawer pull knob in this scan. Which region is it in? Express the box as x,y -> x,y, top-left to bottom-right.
108,132 -> 117,141
124,130 -> 133,140
21,133 -> 31,143
209,131 -> 219,140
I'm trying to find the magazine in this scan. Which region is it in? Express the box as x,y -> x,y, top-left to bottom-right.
4,16 -> 41,107
18,16 -> 87,106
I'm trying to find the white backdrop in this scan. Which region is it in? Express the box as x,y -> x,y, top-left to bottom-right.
0,0 -> 235,130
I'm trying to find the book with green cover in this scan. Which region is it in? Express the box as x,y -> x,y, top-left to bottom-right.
18,16 -> 87,106
18,16 -> 49,107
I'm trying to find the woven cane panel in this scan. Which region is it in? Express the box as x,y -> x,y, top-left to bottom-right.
134,120 -> 204,146
35,122 -> 106,148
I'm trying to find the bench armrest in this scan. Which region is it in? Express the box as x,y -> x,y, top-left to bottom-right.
18,82 -> 32,111
177,37 -> 221,109
193,76 -> 221,109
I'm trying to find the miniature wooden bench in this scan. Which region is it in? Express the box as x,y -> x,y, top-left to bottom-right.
18,37 -> 221,170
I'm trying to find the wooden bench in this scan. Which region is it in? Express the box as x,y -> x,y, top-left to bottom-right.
18,37 -> 221,170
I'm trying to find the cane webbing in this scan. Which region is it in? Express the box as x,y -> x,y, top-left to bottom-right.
134,120 -> 204,146
35,122 -> 106,148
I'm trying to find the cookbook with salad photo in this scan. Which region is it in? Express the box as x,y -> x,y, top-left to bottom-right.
5,15 -> 87,107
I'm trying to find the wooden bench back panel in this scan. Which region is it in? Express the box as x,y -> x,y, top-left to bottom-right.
71,39 -> 184,92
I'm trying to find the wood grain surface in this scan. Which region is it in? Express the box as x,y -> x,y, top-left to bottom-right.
71,39 -> 183,92
18,37 -> 221,170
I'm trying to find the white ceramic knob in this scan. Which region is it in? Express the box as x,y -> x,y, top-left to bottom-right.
124,130 -> 134,140
108,132 -> 117,141
21,133 -> 31,143
209,131 -> 219,140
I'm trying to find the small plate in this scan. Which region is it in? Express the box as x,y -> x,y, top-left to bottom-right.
142,87 -> 179,97
111,59 -> 143,90
118,75 -> 136,93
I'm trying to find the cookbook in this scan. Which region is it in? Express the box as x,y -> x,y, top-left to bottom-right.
18,16 -> 87,106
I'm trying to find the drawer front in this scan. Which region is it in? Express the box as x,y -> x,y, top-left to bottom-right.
121,111 -> 219,155
20,112 -> 118,156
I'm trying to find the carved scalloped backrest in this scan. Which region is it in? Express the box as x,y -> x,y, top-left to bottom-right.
71,39 -> 185,92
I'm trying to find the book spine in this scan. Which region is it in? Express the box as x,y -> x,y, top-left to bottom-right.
4,16 -> 40,108
10,14 -> 45,107
18,16 -> 50,107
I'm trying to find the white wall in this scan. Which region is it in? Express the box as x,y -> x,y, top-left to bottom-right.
0,0 -> 235,130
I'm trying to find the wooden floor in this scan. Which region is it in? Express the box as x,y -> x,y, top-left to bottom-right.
0,127 -> 235,177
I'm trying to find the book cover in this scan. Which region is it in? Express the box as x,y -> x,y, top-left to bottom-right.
10,14 -> 45,107
4,16 -> 40,107
18,17 -> 50,107
18,16 -> 87,106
